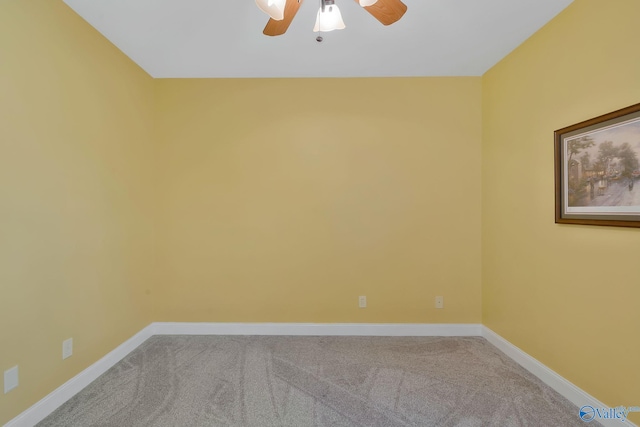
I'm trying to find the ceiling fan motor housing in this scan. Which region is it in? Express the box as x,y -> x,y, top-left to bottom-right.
321,0 -> 336,12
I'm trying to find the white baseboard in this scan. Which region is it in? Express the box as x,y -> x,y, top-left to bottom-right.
482,326 -> 638,427
4,326 -> 154,427
150,322 -> 483,337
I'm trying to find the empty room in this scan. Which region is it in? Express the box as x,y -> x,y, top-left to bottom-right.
1,0 -> 639,425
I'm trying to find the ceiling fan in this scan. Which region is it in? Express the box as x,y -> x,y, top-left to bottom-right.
255,0 -> 408,37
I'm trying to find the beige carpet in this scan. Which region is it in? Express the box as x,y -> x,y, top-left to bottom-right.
37,336 -> 595,426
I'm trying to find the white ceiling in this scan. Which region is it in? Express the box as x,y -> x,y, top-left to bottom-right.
62,0 -> 573,78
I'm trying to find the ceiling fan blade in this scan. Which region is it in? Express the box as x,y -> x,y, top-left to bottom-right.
263,0 -> 303,36
357,0 -> 407,26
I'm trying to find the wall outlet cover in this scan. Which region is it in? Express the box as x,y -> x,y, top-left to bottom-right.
4,366 -> 19,394
63,338 -> 73,359
358,296 -> 367,308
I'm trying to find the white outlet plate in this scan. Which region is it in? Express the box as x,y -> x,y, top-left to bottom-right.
358,296 -> 367,308
435,296 -> 444,309
63,338 -> 73,359
4,366 -> 19,393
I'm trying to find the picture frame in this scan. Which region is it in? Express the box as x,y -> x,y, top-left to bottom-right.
555,102 -> 640,228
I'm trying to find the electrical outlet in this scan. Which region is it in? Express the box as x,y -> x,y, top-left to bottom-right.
4,366 -> 19,394
63,338 -> 73,360
358,296 -> 367,308
435,296 -> 444,309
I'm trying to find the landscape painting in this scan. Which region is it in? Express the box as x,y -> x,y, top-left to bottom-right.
555,103 -> 640,227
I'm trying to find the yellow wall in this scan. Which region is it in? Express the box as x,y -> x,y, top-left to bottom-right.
482,0 -> 640,420
154,78 -> 482,324
0,1 -> 155,424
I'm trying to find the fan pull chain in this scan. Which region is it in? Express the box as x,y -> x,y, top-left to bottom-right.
316,0 -> 324,42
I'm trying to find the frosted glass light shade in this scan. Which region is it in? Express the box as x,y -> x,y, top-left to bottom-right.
359,0 -> 378,6
313,4 -> 346,32
256,0 -> 286,21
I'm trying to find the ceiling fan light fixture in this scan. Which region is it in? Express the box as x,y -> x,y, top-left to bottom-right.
313,1 -> 346,32
359,0 -> 378,6
256,0 -> 287,21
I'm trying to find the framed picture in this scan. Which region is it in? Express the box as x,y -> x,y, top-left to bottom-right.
555,102 -> 640,228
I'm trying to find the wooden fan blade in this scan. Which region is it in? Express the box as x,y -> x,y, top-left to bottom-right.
263,0 -> 303,36
357,0 -> 407,26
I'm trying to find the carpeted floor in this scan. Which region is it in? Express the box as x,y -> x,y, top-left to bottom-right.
37,336 -> 594,426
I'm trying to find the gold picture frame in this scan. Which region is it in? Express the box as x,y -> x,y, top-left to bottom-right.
555,103 -> 640,227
